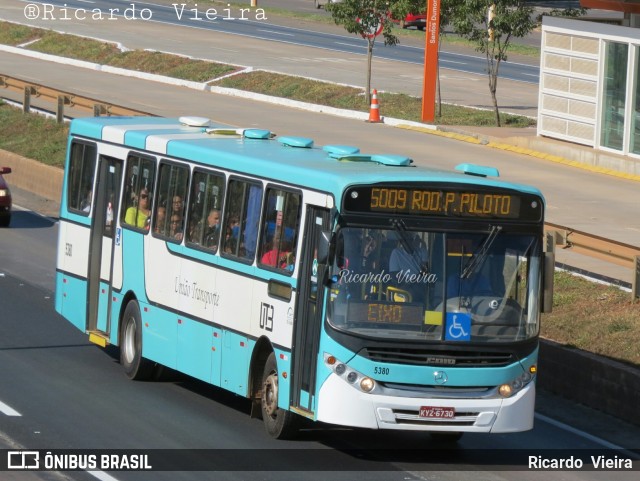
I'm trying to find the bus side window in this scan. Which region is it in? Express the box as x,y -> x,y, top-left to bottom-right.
121,154 -> 156,231
186,169 -> 225,252
67,141 -> 97,214
221,178 -> 262,261
155,160 -> 189,242
258,188 -> 301,274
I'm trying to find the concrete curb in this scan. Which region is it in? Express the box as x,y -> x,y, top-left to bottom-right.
0,149 -> 62,202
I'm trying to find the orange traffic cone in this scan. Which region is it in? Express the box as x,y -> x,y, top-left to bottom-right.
367,89 -> 383,123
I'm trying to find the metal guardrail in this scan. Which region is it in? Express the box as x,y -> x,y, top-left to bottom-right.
0,74 -> 150,120
545,222 -> 640,299
2,74 -> 640,298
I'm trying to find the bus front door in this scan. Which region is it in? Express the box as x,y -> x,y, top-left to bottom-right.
290,206 -> 330,417
86,156 -> 122,342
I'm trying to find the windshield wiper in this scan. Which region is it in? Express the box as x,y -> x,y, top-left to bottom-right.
391,219 -> 428,274
460,225 -> 502,279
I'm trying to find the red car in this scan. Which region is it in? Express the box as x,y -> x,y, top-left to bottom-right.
401,12 -> 426,30
0,167 -> 12,227
389,12 -> 427,30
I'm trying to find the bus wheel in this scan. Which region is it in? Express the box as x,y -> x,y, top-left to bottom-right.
120,301 -> 154,380
261,353 -> 299,439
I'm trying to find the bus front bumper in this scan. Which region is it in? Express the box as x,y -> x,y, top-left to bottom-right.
316,373 -> 535,433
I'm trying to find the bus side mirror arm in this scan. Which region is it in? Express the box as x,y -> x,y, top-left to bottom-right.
316,230 -> 331,265
542,233 -> 555,313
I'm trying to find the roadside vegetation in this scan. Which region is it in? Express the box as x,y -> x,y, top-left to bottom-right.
0,102 -> 638,368
0,20 -> 535,127
543,271 -> 640,367
0,101 -> 68,167
216,71 -> 533,125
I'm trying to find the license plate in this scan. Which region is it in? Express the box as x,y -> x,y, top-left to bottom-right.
419,406 -> 455,419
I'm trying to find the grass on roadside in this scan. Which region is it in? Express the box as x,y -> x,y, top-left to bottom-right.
215,71 -> 535,126
0,102 -> 68,167
542,271 -> 640,367
0,22 -> 237,82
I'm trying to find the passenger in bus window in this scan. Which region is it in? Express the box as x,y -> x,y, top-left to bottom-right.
191,209 -> 221,251
124,188 -> 151,229
261,238 -> 290,269
171,195 -> 184,218
203,209 -> 221,249
285,252 -> 295,272
170,214 -> 184,241
362,234 -> 378,270
228,215 -> 240,239
389,234 -> 428,276
154,206 -> 166,234
81,189 -> 92,213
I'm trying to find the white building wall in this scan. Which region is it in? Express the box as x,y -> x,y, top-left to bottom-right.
539,16 -> 640,155
539,18 -> 600,145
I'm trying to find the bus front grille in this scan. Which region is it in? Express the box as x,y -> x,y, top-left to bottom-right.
362,347 -> 514,367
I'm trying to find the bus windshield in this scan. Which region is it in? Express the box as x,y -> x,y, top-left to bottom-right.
326,226 -> 542,343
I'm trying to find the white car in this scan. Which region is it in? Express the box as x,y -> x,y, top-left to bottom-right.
314,0 -> 342,9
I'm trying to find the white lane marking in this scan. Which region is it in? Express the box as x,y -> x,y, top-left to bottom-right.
88,471 -> 122,481
257,29 -> 294,37
0,400 -> 22,416
335,42 -> 367,49
535,413 -> 635,453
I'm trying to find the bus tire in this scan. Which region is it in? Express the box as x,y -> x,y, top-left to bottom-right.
261,353 -> 299,439
120,300 -> 154,381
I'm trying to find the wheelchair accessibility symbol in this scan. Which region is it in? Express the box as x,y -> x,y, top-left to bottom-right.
445,312 -> 471,341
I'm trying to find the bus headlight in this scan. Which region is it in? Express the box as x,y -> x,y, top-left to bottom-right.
324,353 -> 377,394
360,377 -> 375,392
498,365 -> 536,398
499,384 -> 513,397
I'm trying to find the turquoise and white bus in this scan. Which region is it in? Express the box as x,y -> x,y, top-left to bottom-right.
55,115 -> 553,440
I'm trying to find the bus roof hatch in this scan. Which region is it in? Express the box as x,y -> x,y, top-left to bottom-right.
455,163 -> 500,177
278,136 -> 314,148
179,116 -> 211,127
323,145 -> 361,157
335,154 -> 412,166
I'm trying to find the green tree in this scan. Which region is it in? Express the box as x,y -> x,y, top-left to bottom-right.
451,0 -> 536,126
326,0 -> 423,105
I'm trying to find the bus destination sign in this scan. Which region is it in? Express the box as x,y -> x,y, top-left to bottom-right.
344,186 -> 542,221
347,301 -> 424,326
